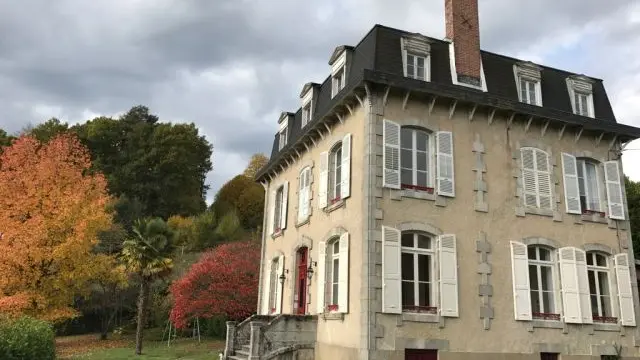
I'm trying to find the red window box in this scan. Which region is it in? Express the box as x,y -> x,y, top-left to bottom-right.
330,196 -> 341,205
270,308 -> 276,314
582,209 -> 606,217
273,228 -> 282,236
593,316 -> 618,324
401,184 -> 435,194
402,305 -> 438,314
532,312 -> 561,321
327,304 -> 339,312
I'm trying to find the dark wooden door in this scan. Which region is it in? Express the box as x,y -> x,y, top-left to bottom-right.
405,349 -> 437,360
295,247 -> 308,315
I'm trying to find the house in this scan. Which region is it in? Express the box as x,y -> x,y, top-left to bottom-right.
224,0 -> 640,359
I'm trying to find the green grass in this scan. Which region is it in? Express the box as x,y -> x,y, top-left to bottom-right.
56,334 -> 224,360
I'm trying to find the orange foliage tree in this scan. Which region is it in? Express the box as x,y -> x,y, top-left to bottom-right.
0,134 -> 115,322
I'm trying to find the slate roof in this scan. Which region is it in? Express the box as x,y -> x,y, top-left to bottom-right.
256,24 -> 640,180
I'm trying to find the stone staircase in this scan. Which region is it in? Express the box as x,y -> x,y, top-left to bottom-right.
224,314 -> 317,360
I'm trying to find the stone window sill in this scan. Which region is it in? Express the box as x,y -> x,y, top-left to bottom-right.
324,199 -> 345,213
581,213 -> 608,224
390,188 -> 436,201
321,312 -> 345,321
295,218 -> 310,228
531,319 -> 564,329
401,312 -> 439,323
593,323 -> 620,332
523,207 -> 554,217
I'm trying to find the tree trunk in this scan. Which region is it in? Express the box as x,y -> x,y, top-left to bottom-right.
135,279 -> 150,355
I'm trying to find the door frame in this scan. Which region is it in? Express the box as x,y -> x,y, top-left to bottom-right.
294,247 -> 309,315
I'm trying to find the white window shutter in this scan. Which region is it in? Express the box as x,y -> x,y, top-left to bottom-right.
276,254 -> 285,314
383,120 -> 401,189
316,242 -> 326,314
438,234 -> 459,317
559,247 -> 581,323
280,181 -> 289,230
297,171 -> 306,222
561,153 -> 582,214
338,232 -> 349,313
318,152 -> 329,209
268,190 -> 276,235
575,249 -> 593,324
436,131 -> 455,197
341,134 -> 352,199
521,148 -> 538,207
510,241 -> 532,320
536,149 -> 552,210
615,253 -> 636,326
262,264 -> 272,315
382,226 -> 402,314
605,161 -> 625,220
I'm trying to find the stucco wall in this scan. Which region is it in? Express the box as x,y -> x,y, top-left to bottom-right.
260,103 -> 367,351
368,92 -> 640,358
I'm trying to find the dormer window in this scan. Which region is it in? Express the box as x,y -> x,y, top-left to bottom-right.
301,103 -> 311,128
278,112 -> 292,151
567,75 -> 595,118
401,34 -> 431,82
329,46 -> 352,99
299,82 -> 318,128
514,62 -> 542,106
332,67 -> 345,98
278,127 -> 288,150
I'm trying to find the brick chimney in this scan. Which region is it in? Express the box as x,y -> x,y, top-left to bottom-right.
445,0 -> 481,86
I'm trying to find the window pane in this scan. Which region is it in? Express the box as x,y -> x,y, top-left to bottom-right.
587,253 -> 594,266
528,247 -> 537,260
598,272 -> 610,296
401,128 -> 412,148
332,259 -> 339,283
417,66 -> 425,80
542,291 -> 554,313
417,171 -> 427,187
333,241 -> 339,255
601,296 -> 612,317
520,78 -> 527,102
530,290 -> 541,313
585,163 -> 600,210
588,270 -> 597,295
401,253 -> 414,281
529,265 -> 539,290
580,95 -> 588,115
401,169 -> 413,186
540,266 -> 553,291
401,233 -> 414,247
418,283 -> 430,307
407,63 -> 415,78
401,149 -> 413,168
538,248 -> 551,261
416,132 -> 427,151
332,283 -> 339,305
528,83 -> 536,104
417,235 -> 430,249
402,281 -> 414,306
596,254 -> 607,267
417,152 -> 427,171
416,56 -> 425,68
418,254 -> 429,281
591,295 -> 599,316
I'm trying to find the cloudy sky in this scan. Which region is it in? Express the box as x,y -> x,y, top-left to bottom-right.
0,0 -> 639,203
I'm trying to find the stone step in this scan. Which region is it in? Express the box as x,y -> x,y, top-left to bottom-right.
235,348 -> 250,357
229,356 -> 248,360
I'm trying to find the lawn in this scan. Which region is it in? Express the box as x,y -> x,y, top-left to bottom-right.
56,333 -> 224,360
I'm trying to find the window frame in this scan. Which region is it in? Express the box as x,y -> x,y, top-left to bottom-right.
278,127 -> 288,150
405,52 -> 429,81
268,259 -> 279,314
400,232 -> 436,314
574,91 -> 592,117
298,167 -> 311,222
328,240 -> 340,310
519,76 -> 541,106
331,67 -> 346,98
567,77 -> 595,118
527,245 -> 559,320
328,142 -> 343,204
400,127 -> 434,193
576,159 -> 603,215
301,102 -> 311,128
273,185 -> 284,233
587,252 -> 616,323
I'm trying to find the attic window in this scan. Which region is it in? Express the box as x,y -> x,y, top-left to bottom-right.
302,103 -> 311,128
514,62 -> 542,106
401,35 -> 431,82
332,68 -> 345,98
300,85 -> 314,128
278,125 -> 288,150
330,48 -> 349,98
567,76 -> 595,118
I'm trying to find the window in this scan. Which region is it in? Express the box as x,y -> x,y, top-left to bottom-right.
587,252 -> 614,322
301,103 -> 311,128
328,143 -> 342,204
273,186 -> 284,233
278,127 -> 288,150
401,232 -> 435,313
519,77 -> 539,105
405,53 -> 427,81
268,259 -> 279,314
528,245 -> 557,319
574,91 -> 590,117
577,159 -> 602,213
400,128 -> 432,192
328,240 -> 340,310
521,147 -> 552,210
540,353 -> 558,360
297,167 -> 311,222
332,67 -> 345,98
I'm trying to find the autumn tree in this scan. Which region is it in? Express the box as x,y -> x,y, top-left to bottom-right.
211,174 -> 264,232
27,118 -> 70,143
169,241 -> 261,329
243,153 -> 268,179
0,129 -> 15,149
0,134 -> 115,321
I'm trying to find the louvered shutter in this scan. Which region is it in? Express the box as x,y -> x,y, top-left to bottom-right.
561,153 -> 582,214
280,181 -> 289,230
382,226 -> 402,314
338,232 -> 349,313
436,131 -> 455,197
615,253 -> 636,326
383,120 -> 401,189
521,148 -> 538,207
276,254 -> 285,314
575,249 -> 593,324
318,152 -> 329,209
297,170 -> 307,222
510,241 -> 532,320
316,242 -> 326,314
536,149 -> 552,209
341,134 -> 351,199
605,161 -> 625,220
268,190 -> 276,235
262,264 -> 272,315
559,247 -> 581,323
438,234 -> 459,317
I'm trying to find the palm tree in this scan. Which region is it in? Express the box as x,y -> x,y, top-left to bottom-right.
121,218 -> 175,355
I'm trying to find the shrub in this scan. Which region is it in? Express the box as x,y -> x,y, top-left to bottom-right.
0,316 -> 55,360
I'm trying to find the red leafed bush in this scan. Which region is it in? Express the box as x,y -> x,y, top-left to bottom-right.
169,240 -> 261,328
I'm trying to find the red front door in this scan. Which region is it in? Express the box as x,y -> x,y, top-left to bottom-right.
405,349 -> 437,360
295,247 -> 308,315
